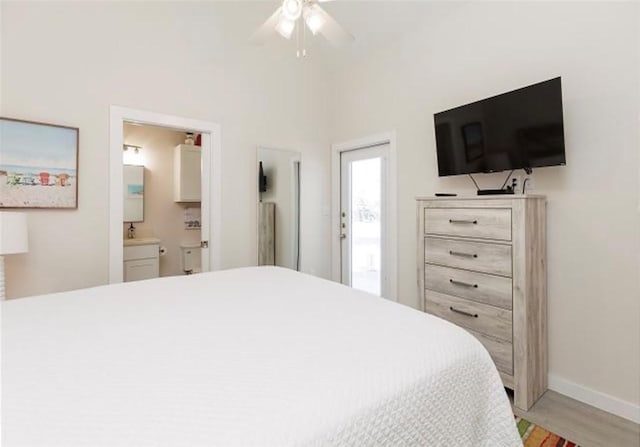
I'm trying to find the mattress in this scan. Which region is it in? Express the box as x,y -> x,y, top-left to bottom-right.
2,267 -> 521,446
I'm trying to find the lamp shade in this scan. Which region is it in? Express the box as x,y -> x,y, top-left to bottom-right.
304,5 -> 325,35
0,212 -> 29,255
275,16 -> 295,39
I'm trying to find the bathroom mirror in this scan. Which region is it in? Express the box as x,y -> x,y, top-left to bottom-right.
123,164 -> 144,222
257,148 -> 301,271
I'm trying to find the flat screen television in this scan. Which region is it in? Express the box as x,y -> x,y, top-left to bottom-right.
434,77 -> 566,177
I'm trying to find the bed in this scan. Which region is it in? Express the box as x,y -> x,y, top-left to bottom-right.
2,267 -> 521,446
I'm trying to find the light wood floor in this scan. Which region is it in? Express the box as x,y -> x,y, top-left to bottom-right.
510,390 -> 640,447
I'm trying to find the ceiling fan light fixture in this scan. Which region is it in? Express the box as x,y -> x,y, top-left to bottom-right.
275,15 -> 295,39
304,6 -> 325,35
282,0 -> 303,21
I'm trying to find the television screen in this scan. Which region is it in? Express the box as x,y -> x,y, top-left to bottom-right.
434,78 -> 566,177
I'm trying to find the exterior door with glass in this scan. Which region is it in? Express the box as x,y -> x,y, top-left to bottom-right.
340,144 -> 388,296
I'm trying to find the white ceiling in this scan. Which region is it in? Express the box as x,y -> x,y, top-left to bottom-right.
246,1 -> 465,67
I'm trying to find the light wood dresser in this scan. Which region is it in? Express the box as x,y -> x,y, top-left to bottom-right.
416,195 -> 547,410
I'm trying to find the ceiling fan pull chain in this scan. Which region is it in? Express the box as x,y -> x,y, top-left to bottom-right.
303,18 -> 307,57
296,19 -> 300,58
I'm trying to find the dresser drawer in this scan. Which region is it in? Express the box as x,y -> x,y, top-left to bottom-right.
425,290 -> 512,342
467,329 -> 514,375
425,208 -> 511,241
425,237 -> 512,277
425,264 -> 512,310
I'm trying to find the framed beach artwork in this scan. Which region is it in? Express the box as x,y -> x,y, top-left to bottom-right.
0,117 -> 79,209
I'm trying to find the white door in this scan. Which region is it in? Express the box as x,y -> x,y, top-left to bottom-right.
199,133 -> 212,272
340,145 -> 388,296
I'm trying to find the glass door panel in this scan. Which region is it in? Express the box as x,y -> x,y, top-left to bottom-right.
340,145 -> 387,296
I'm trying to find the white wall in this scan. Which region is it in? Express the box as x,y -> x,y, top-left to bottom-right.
0,2 -> 332,298
327,2 -> 640,417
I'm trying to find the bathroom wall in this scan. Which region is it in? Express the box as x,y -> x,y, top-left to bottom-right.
123,123 -> 201,277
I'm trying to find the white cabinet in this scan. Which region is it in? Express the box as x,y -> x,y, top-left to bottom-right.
124,258 -> 159,282
123,241 -> 160,282
174,144 -> 201,202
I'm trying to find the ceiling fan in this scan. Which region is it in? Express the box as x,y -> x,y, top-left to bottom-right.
250,0 -> 354,56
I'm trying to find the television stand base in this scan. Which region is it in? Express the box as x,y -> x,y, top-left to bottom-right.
477,189 -> 515,196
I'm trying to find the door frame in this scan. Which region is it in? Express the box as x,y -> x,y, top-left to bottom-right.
108,106 -> 222,283
331,132 -> 397,301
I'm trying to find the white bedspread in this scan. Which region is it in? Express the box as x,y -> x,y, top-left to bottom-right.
2,267 -> 521,446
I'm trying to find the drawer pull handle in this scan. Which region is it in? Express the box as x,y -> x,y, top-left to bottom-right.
450,279 -> 478,288
449,306 -> 478,318
449,219 -> 478,224
449,250 -> 478,258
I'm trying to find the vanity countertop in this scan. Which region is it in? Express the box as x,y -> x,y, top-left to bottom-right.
124,237 -> 161,247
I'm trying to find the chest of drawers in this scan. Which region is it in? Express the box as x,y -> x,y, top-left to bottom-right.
417,196 -> 547,410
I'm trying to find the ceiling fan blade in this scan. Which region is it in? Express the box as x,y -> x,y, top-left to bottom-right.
249,7 -> 282,45
314,5 -> 354,46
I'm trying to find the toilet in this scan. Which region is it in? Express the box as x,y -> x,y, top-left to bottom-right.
180,243 -> 202,274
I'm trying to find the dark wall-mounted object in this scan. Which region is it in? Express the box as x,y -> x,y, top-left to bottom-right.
259,161 -> 267,193
434,77 -> 566,177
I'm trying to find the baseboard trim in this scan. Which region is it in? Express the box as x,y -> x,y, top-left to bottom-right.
548,374 -> 640,424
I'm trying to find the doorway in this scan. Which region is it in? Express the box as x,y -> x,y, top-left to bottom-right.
122,123 -> 204,281
331,133 -> 397,300
109,106 -> 222,284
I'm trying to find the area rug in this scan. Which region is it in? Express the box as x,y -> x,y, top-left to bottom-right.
517,417 -> 580,447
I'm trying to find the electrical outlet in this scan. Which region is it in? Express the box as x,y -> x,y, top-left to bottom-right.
523,176 -> 535,193
520,175 -> 536,194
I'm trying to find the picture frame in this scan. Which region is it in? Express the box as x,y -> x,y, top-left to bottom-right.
0,117 -> 79,209
184,206 -> 201,230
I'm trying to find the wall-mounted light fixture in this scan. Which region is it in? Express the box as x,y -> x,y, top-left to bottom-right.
123,144 -> 143,165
